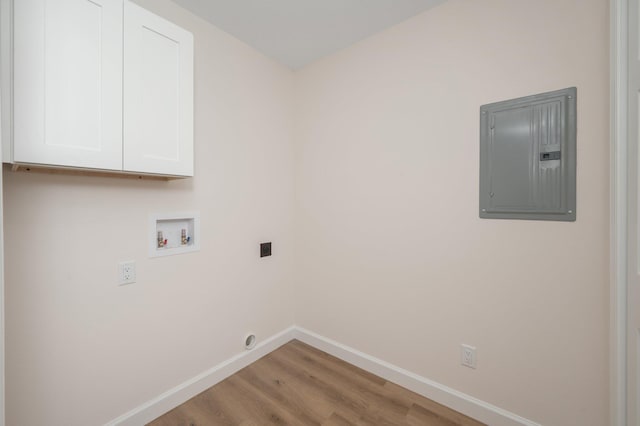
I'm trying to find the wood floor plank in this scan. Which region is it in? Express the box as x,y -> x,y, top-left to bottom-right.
277,343 -> 411,422
384,382 -> 485,426
406,403 -> 459,426
321,412 -> 353,426
288,340 -> 387,386
149,394 -> 232,426
224,374 -> 302,425
264,349 -> 372,422
148,340 -> 487,426
235,364 -> 327,424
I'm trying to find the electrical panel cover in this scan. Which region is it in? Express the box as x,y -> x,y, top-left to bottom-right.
479,87 -> 576,221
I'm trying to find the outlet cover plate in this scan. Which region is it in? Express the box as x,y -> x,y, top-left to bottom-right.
461,344 -> 477,369
118,261 -> 136,285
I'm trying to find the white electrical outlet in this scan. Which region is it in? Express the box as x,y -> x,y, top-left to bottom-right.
118,261 -> 136,285
461,344 -> 477,369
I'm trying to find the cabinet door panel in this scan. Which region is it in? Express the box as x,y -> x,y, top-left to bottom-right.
13,0 -> 123,169
123,0 -> 193,176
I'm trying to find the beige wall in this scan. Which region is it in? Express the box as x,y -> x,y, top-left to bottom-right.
293,1 -> 609,425
3,1 -> 295,425
3,0 -> 610,425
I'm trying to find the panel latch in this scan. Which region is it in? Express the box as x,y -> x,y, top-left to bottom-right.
540,151 -> 561,161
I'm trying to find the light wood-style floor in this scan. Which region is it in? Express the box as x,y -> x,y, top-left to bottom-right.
148,340 -> 485,426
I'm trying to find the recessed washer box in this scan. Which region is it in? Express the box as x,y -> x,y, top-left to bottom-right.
149,211 -> 200,258
479,87 -> 577,221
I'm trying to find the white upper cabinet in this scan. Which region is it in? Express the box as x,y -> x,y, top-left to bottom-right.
2,0 -> 194,177
123,1 -> 194,176
13,0 -> 123,170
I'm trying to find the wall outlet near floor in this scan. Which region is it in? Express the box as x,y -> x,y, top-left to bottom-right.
461,344 -> 477,369
118,261 -> 136,285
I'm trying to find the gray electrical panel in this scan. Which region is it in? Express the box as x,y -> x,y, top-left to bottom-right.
479,87 -> 576,221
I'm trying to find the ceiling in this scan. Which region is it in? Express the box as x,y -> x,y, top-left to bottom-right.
171,0 -> 446,70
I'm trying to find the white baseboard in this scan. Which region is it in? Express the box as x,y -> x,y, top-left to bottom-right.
104,326 -> 297,426
293,327 -> 541,426
106,325 -> 539,426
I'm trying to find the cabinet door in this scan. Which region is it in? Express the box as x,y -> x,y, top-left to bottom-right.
13,0 -> 123,170
123,1 -> 194,176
